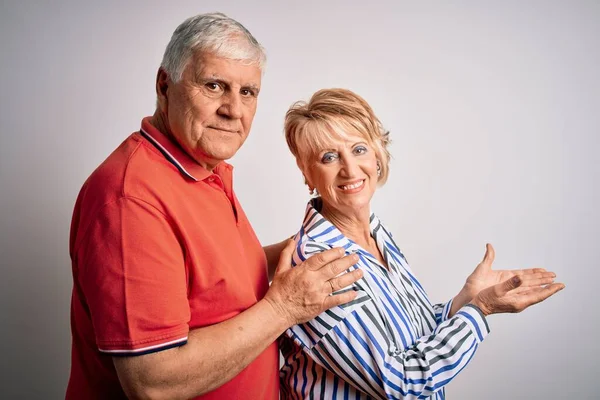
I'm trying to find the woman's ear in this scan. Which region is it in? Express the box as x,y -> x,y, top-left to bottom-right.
296,158 -> 312,188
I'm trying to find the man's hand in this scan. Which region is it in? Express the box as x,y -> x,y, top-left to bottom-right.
471,273 -> 565,316
263,240 -> 363,326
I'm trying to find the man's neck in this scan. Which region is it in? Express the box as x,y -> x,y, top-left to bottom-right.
148,110 -> 218,172
149,110 -> 170,140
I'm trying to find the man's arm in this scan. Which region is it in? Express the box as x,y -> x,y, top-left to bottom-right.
114,297 -> 285,399
264,239 -> 289,281
113,241 -> 362,400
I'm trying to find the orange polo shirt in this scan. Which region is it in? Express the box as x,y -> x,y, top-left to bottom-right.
66,118 -> 279,399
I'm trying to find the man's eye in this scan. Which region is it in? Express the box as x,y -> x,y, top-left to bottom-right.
205,82 -> 221,91
240,89 -> 256,97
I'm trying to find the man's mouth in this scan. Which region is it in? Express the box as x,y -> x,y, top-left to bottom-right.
208,126 -> 238,133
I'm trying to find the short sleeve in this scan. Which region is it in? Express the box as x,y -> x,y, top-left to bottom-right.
74,196 -> 190,355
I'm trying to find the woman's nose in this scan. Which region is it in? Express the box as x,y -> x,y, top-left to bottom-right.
340,157 -> 360,177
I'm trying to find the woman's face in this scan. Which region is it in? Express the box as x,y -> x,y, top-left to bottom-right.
304,132 -> 379,217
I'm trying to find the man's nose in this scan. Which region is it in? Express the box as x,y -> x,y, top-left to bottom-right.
217,92 -> 243,119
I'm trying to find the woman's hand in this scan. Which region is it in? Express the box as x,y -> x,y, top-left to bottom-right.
470,273 -> 565,316
463,243 -> 553,298
451,244 -> 557,316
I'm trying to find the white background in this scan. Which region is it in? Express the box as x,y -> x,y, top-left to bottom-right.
1,1 -> 598,398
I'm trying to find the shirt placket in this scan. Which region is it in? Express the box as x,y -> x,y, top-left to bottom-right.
385,256 -> 429,337
206,174 -> 239,223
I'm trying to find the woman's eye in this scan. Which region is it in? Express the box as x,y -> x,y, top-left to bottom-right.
354,146 -> 367,155
321,153 -> 337,163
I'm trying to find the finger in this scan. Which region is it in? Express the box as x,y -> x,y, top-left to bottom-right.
508,287 -> 535,296
515,283 -> 565,310
483,243 -> 495,265
515,273 -> 556,288
275,239 -> 296,273
319,253 -> 359,279
323,289 -> 358,309
516,271 -> 556,279
516,268 -> 548,275
498,275 -> 523,296
329,268 -> 363,293
475,243 -> 495,272
303,247 -> 346,271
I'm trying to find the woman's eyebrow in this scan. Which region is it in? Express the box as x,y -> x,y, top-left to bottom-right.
322,147 -> 343,155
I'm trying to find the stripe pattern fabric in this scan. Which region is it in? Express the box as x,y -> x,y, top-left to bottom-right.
280,199 -> 490,399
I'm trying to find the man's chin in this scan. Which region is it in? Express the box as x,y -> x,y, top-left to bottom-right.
196,148 -> 240,166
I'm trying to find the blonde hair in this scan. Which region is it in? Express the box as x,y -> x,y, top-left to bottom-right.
284,88 -> 391,185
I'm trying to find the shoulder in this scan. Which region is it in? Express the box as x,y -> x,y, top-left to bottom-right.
71,134 -> 178,253
290,232 -> 333,267
78,133 -> 182,213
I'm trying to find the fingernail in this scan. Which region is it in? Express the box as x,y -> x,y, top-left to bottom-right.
512,276 -> 521,285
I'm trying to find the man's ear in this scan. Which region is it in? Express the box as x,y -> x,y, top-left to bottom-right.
156,68 -> 170,112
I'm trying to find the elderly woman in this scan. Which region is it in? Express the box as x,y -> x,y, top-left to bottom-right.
279,88 -> 564,399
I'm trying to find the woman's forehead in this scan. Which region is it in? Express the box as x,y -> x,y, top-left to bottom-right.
309,123 -> 367,148
318,133 -> 367,149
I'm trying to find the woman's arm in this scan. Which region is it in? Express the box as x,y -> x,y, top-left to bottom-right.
292,290 -> 489,399
288,242 -> 562,399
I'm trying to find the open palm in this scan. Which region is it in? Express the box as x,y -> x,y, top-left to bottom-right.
462,244 -> 548,299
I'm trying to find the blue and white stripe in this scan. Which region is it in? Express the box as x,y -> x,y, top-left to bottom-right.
280,199 -> 490,399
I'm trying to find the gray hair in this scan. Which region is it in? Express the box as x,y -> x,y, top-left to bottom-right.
160,12 -> 266,82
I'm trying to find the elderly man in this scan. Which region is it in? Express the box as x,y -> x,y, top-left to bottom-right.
66,13 -> 363,399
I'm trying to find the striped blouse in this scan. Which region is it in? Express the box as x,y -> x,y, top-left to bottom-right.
280,199 -> 490,399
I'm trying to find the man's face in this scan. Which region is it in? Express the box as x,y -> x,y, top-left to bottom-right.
161,51 -> 262,169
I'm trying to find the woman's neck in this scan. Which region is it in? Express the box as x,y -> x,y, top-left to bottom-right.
320,201 -> 372,248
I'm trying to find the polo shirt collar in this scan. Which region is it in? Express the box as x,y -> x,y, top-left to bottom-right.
139,117 -> 233,184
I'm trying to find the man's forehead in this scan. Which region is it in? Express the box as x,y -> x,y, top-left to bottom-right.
191,52 -> 261,87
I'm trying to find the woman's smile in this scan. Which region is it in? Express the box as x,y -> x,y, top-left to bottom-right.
337,179 -> 365,193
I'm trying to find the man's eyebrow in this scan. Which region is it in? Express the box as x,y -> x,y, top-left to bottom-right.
200,75 -> 260,90
198,75 -> 228,84
243,84 -> 261,93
